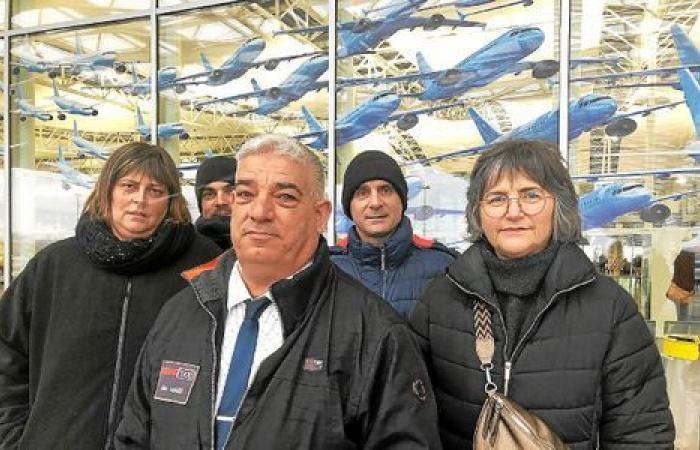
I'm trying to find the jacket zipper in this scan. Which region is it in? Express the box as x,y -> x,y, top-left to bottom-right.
380,246 -> 387,299
188,281 -> 219,450
103,279 -> 132,450
447,272 -> 595,396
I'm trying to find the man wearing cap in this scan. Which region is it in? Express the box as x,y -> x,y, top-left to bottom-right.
331,151 -> 456,319
194,155 -> 237,250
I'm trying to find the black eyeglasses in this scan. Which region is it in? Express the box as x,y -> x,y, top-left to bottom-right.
480,189 -> 552,218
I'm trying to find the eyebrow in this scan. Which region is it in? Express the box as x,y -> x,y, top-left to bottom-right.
234,180 -> 304,196
485,186 -> 542,195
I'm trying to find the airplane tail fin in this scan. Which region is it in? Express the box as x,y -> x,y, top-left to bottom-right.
58,144 -> 66,163
416,52 -> 433,75
679,68 -> 700,138
204,149 -> 214,158
200,52 -> 213,72
468,107 -> 501,144
301,106 -> 323,133
73,120 -> 79,138
74,32 -> 84,56
251,78 -> 262,106
51,79 -> 59,97
136,105 -> 145,127
671,24 -> 700,67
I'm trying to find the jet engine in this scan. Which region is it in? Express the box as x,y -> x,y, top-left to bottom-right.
437,68 -> 462,86
531,60 -> 559,79
264,60 -> 280,71
424,14 -> 444,31
352,18 -> 374,33
397,113 -> 418,130
640,204 -> 671,224
268,87 -> 282,100
605,118 -> 637,137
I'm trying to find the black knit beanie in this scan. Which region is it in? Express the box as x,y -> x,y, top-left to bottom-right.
195,156 -> 237,213
341,151 -> 408,219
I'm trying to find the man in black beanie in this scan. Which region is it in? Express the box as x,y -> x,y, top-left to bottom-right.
194,155 -> 236,250
331,151 -> 456,319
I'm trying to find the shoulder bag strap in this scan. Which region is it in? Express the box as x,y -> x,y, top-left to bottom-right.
473,300 -> 497,394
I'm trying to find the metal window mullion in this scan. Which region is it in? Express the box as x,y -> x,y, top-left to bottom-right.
150,4 -> 158,145
558,0 -> 570,162
3,0 -> 11,288
327,0 -> 337,240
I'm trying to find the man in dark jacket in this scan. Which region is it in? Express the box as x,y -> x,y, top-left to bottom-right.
331,150 -> 456,318
194,155 -> 236,250
116,135 -> 441,449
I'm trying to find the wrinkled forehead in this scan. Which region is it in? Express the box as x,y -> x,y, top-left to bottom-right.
483,167 -> 542,193
237,153 -> 310,191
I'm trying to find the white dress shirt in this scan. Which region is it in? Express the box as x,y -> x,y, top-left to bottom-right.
215,261 -> 284,412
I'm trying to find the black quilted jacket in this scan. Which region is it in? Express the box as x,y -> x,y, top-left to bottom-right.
410,242 -> 674,449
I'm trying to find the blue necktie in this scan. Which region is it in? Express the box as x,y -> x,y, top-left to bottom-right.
215,297 -> 271,450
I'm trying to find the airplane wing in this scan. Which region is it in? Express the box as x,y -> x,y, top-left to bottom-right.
652,188 -> 700,203
196,80 -> 328,107
612,101 -> 684,120
249,51 -> 324,70
571,167 -> 700,182
401,143 -> 490,165
274,25 -> 328,36
296,122 -> 354,139
386,99 -> 466,123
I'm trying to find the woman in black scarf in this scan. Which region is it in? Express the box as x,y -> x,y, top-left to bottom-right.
410,139 -> 674,449
0,142 -> 220,449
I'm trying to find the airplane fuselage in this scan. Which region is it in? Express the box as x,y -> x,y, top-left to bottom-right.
257,56 -> 329,114
307,92 -> 401,148
419,27 -> 544,100
17,99 -> 52,121
208,38 -> 265,85
579,183 -> 652,230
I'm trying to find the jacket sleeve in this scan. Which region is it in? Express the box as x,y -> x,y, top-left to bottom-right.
114,332 -> 155,449
408,289 -> 431,358
0,258 -> 39,449
355,324 -> 442,450
599,286 -> 675,448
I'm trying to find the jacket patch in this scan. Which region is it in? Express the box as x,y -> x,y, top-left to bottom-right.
153,360 -> 200,405
302,357 -> 324,372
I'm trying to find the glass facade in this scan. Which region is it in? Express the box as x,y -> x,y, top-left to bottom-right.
0,0 -> 699,444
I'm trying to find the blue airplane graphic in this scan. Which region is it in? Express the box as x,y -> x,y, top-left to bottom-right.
56,145 -> 95,190
417,93 -> 682,163
101,66 -> 185,96
12,33 -> 126,79
12,86 -> 53,121
50,79 -> 99,120
297,91 -> 465,149
176,38 -> 320,87
72,120 -> 110,160
579,182 -> 700,229
195,55 -> 330,115
275,0 -> 484,58
136,106 -> 189,140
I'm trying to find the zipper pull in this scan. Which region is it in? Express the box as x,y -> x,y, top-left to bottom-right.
380,247 -> 386,270
504,361 -> 512,397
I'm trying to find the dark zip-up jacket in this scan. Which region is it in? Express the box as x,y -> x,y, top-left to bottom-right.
410,242 -> 674,449
0,235 -> 220,450
330,217 -> 456,318
116,240 -> 442,450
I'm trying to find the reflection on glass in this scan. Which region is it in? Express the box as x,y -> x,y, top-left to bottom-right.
11,0 -> 150,28
570,1 -> 700,337
159,2 -> 329,218
8,21 -> 150,277
331,0 -> 558,248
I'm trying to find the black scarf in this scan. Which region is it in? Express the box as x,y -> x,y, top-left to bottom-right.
194,215 -> 232,251
479,239 -> 560,357
75,214 -> 195,275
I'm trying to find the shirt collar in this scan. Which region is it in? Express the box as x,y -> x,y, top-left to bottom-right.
227,260 -> 313,312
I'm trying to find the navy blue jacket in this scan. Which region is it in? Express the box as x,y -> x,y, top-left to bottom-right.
331,217 -> 456,318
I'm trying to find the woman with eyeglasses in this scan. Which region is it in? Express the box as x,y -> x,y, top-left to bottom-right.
409,139 -> 674,449
0,142 -> 220,449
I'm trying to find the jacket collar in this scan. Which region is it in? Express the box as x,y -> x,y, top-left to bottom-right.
448,240 -> 597,305
346,216 -> 413,268
184,237 -> 333,338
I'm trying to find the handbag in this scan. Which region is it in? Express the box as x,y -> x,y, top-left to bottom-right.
471,300 -> 568,450
666,281 -> 694,305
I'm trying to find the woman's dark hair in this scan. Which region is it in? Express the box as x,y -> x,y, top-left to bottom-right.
466,139 -> 583,243
82,142 -> 190,224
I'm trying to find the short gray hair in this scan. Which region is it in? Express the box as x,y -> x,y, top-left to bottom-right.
466,139 -> 583,243
237,134 -> 326,200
